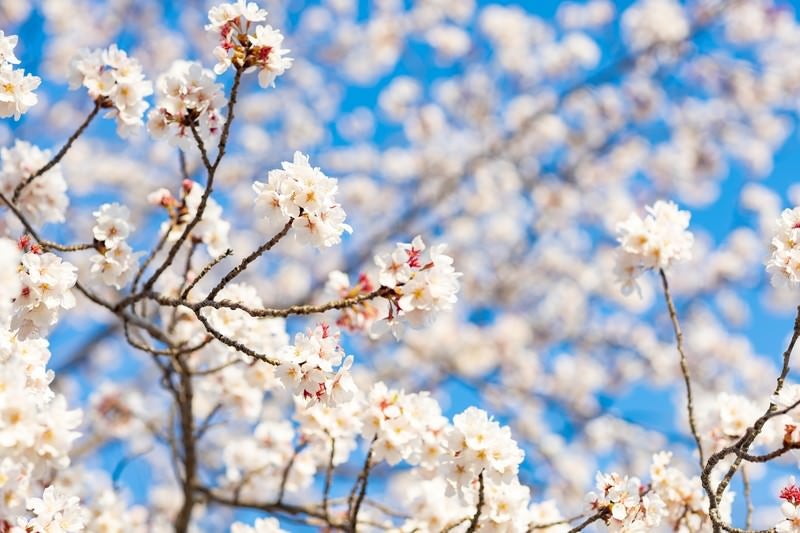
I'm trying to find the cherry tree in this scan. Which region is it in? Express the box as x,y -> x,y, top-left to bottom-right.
4,0 -> 800,532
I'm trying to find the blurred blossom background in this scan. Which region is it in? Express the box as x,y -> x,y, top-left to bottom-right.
9,0 -> 800,530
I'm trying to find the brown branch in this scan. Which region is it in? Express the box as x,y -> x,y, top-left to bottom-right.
566,510 -> 609,533
181,248 -> 233,299
464,471 -> 485,533
174,355 -> 197,533
659,268 -> 705,468
348,438 -> 376,532
277,442 -> 307,504
323,436 -> 336,522
197,486 -> 341,526
701,305 -> 800,533
12,101 -> 100,202
742,466 -> 752,530
40,241 -> 96,252
151,286 -> 392,319
121,66 -> 244,310
205,218 -> 294,301
193,310 -> 280,364
528,513 -> 590,531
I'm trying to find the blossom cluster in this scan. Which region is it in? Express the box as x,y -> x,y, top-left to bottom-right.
699,392 -> 764,454
615,200 -> 694,295
621,0 -> 688,51
275,324 -> 357,406
147,60 -> 227,150
442,406 -> 525,492
587,472 -> 666,531
11,246 -> 78,340
68,45 -> 152,137
89,203 -> 140,289
358,386 -> 531,530
253,151 -> 351,248
0,140 -> 68,228
767,207 -> 800,289
16,486 -> 87,533
373,235 -> 461,334
648,451 -> 731,531
0,31 -> 40,120
361,382 -> 448,467
0,330 -> 84,530
206,0 -> 293,88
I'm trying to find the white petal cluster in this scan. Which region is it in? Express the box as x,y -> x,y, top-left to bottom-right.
0,31 -> 40,120
68,45 -> 152,138
147,60 -> 227,150
89,203 -> 140,290
361,382 -> 448,467
12,251 -> 78,339
442,406 -> 525,492
275,324 -> 357,406
0,331 -> 83,525
649,451 -> 732,531
766,207 -> 800,289
587,472 -> 667,531
253,151 -> 351,248
374,235 -> 461,333
397,475 -> 533,532
17,485 -> 87,533
615,200 -> 693,295
390,402 -> 531,531
206,1 -> 293,88
0,140 -> 68,228
621,0 -> 689,51
699,393 -> 763,453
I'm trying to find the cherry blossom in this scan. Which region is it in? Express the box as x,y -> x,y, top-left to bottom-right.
253,151 -> 351,247
615,200 -> 694,295
0,141 -> 67,228
68,45 -> 152,137
147,60 -> 226,150
206,0 -> 293,87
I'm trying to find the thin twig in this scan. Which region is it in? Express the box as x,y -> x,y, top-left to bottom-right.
181,248 -> 233,299
205,218 -> 294,301
567,510 -> 609,533
742,465 -> 752,530
277,442 -> 307,504
349,438 -> 376,532
659,268 -> 705,468
465,471 -> 485,533
12,101 -> 101,202
323,436 -> 336,522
